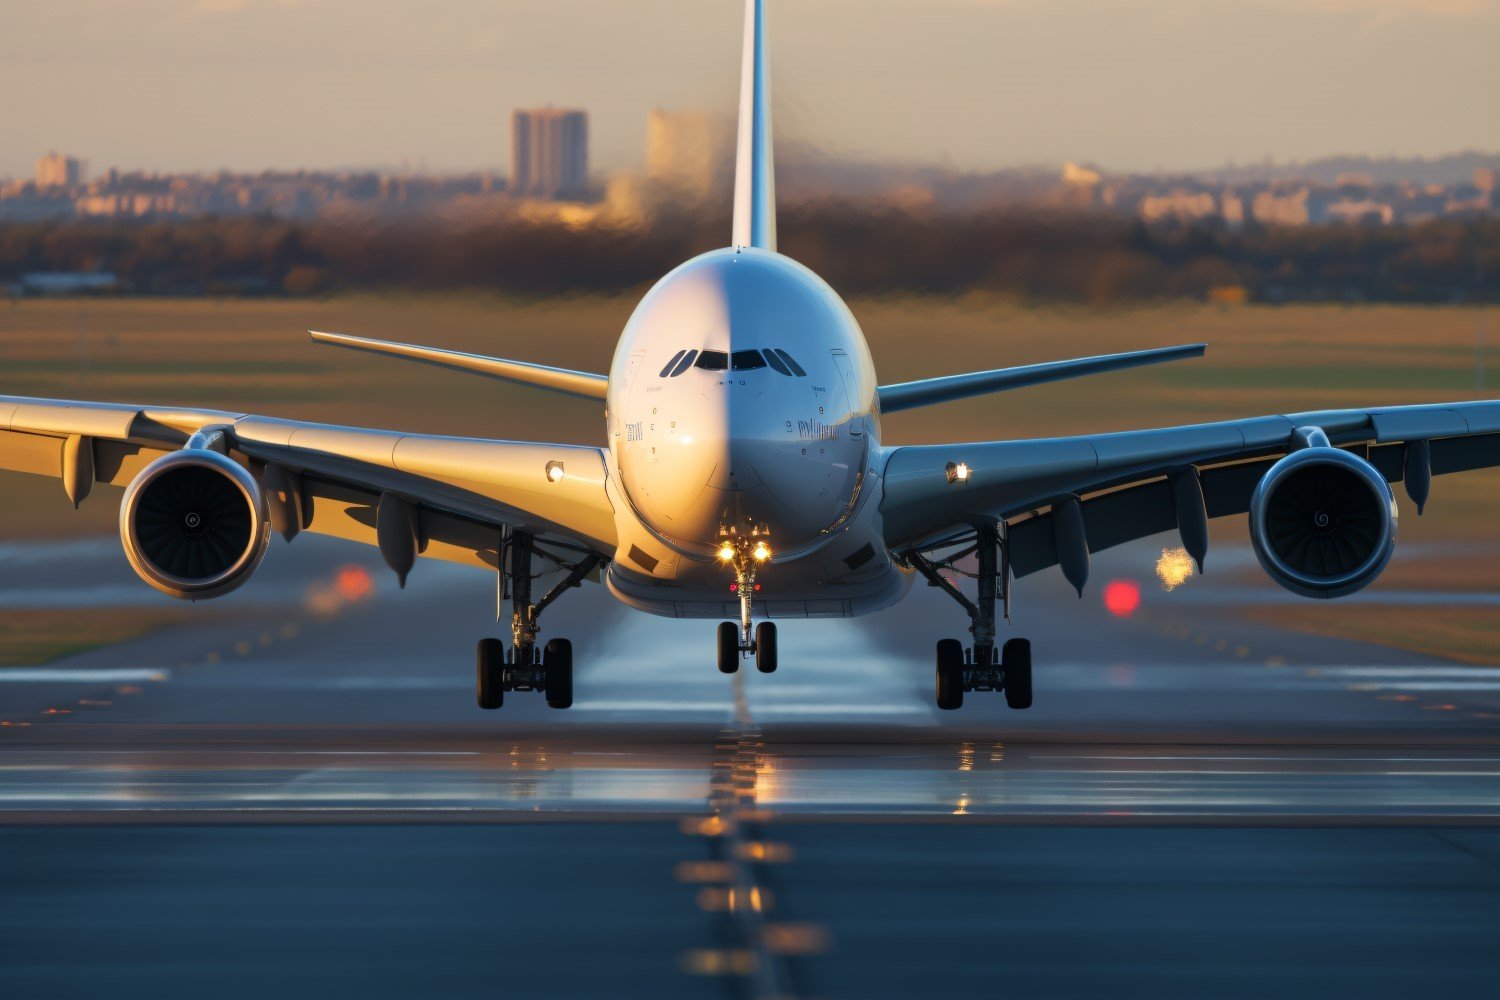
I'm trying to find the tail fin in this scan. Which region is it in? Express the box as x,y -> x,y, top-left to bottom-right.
731,0 -> 776,252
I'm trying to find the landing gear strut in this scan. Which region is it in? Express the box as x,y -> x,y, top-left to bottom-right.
714,521 -> 777,674
475,531 -> 600,711
909,521 -> 1033,711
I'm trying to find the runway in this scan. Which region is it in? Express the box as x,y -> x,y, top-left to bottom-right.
2,535 -> 1499,997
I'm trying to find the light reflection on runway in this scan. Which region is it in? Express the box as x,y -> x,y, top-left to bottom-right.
4,536 -> 1500,999
2,743 -> 1498,821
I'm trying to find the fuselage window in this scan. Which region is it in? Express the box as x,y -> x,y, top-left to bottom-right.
731,349 -> 768,371
669,350 -> 699,376
659,350 -> 687,378
773,349 -> 807,377
695,350 -> 729,371
762,349 -> 792,376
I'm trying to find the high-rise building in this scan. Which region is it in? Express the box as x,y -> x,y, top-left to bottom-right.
35,152 -> 81,189
510,109 -> 589,200
646,109 -> 734,201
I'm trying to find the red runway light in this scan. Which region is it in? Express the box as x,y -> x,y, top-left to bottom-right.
335,565 -> 373,602
1103,579 -> 1141,618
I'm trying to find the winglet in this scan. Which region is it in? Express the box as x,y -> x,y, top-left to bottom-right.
731,0 -> 775,251
310,330 -> 608,401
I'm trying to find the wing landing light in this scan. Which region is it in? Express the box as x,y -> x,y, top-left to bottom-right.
876,343 -> 1207,415
309,330 -> 608,401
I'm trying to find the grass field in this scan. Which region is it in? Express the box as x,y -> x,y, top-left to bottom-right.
2,295 -> 1498,662
0,609 -> 191,667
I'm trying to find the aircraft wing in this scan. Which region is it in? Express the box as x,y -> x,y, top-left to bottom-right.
0,394 -> 616,574
880,400 -> 1500,580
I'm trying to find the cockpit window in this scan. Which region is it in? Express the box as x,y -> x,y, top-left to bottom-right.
695,350 -> 729,371
762,349 -> 792,376
669,350 -> 698,376
731,350 -> 767,371
659,350 -> 686,378
772,349 -> 807,377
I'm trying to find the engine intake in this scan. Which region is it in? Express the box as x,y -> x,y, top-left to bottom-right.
120,449 -> 269,600
1248,446 -> 1396,599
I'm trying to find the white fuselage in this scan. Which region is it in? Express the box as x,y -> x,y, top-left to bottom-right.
602,248 -> 912,619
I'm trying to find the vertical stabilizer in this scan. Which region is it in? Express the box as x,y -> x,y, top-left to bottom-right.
731,0 -> 776,252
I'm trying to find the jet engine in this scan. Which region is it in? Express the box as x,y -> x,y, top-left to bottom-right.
1248,444 -> 1396,599
120,449 -> 270,600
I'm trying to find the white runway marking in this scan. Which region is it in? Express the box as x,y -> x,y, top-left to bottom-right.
0,669 -> 170,684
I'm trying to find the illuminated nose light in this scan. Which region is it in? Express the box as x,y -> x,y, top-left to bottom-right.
545,461 -> 565,483
717,543 -> 737,562
945,461 -> 971,485
751,542 -> 772,562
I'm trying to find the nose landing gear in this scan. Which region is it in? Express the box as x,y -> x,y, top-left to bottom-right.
910,521 -> 1033,711
475,531 -> 600,711
714,522 -> 778,674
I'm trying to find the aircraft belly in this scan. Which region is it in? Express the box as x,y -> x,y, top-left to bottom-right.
605,527 -> 912,620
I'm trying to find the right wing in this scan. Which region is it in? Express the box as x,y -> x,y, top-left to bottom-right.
877,344 -> 1205,415
0,394 -> 616,573
880,400 -> 1500,582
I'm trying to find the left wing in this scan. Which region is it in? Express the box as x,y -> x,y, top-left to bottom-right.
0,394 -> 616,576
880,400 -> 1500,582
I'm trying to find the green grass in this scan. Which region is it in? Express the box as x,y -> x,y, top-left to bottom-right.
0,609 -> 191,666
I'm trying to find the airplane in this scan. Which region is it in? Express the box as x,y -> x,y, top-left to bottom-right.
2,0 -> 1498,712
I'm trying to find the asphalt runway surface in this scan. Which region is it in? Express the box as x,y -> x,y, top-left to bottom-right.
2,535 -> 1498,998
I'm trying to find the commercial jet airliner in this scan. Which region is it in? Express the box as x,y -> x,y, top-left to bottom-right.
4,0 -> 1498,710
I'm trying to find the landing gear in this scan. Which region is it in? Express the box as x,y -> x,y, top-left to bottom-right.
1002,638 -> 1032,710
475,531 -> 601,711
544,638 -> 573,710
935,637 -> 964,710
713,520 -> 778,675
755,622 -> 778,673
477,637 -> 505,710
717,621 -> 740,674
911,521 -> 1034,711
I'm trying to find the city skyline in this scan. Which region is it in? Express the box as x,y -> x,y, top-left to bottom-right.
3,0 -> 1498,180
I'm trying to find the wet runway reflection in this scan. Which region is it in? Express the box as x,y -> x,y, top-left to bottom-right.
4,740 -> 1498,821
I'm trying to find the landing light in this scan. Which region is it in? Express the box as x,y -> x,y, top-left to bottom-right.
751,542 -> 772,563
945,461 -> 971,485
717,543 -> 737,562
545,461 -> 565,483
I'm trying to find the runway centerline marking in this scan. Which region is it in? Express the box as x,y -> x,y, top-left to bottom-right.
678,671 -> 825,999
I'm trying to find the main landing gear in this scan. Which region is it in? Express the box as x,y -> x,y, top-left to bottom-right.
909,521 -> 1034,712
476,531 -> 601,711
714,521 -> 778,675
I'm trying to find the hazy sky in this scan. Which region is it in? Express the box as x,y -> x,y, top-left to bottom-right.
4,0 -> 1498,178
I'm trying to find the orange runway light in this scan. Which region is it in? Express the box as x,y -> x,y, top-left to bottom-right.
336,565 -> 374,601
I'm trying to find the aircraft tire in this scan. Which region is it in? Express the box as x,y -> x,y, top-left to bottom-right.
544,638 -> 574,709
717,622 -> 740,674
1003,638 -> 1033,710
755,622 -> 778,673
935,638 -> 964,710
477,638 -> 505,710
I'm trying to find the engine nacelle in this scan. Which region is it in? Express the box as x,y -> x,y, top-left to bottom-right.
120,449 -> 269,600
1248,446 -> 1396,599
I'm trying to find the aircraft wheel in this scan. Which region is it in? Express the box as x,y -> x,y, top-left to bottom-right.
717,622 -> 740,674
935,638 -> 964,710
755,621 -> 778,673
1003,638 -> 1033,710
543,638 -> 573,710
476,638 -> 505,710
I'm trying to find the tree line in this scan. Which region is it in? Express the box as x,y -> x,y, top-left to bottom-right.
2,207 -> 1495,304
